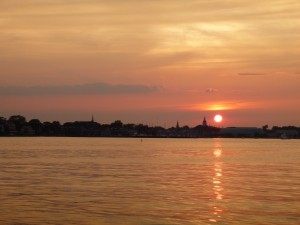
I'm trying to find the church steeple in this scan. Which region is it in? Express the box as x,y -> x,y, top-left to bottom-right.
202,116 -> 207,127
176,121 -> 180,129
91,115 -> 94,123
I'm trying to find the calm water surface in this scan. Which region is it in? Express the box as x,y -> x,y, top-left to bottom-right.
0,138 -> 299,225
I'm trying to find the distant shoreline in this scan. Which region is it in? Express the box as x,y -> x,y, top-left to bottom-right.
0,135 -> 299,140
1,115 -> 299,139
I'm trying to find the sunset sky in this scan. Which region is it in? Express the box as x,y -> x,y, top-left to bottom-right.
1,0 -> 299,127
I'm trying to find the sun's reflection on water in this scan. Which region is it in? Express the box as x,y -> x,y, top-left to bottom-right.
213,162 -> 224,200
209,140 -> 224,222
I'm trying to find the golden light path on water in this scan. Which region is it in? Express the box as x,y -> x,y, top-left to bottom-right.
209,141 -> 224,223
0,138 -> 300,225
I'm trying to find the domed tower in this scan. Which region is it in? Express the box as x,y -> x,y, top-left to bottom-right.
202,116 -> 207,127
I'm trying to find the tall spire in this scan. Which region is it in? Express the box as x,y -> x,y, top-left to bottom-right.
176,121 -> 180,129
202,116 -> 207,127
91,114 -> 94,123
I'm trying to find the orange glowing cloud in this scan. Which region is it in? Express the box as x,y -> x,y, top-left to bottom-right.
0,0 -> 299,127
184,101 -> 253,111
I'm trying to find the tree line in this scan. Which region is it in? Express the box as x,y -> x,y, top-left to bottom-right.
0,115 -> 299,138
0,115 -> 219,137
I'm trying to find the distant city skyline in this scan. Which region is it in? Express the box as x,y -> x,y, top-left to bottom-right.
1,114 -> 299,139
0,112 -> 298,129
1,0 -> 299,127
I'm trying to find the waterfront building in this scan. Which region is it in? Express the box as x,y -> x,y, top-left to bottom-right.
219,127 -> 262,138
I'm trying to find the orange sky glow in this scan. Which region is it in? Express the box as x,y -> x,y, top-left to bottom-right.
0,0 -> 299,127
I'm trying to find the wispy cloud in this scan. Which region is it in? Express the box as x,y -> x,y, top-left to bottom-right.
205,88 -> 218,94
238,73 -> 265,76
0,82 -> 159,96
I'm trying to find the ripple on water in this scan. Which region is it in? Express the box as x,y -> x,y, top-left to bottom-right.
0,138 -> 300,225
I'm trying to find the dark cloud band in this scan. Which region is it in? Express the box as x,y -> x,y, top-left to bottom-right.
0,82 -> 158,96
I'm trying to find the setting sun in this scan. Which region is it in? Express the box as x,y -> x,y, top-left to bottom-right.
214,115 -> 223,123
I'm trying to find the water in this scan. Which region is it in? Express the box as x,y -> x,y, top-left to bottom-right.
0,138 -> 299,225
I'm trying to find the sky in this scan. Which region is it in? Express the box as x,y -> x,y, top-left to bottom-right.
0,0 -> 299,127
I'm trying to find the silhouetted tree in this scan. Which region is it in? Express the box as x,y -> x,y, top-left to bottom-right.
51,121 -> 62,135
262,124 -> 268,131
111,120 -> 123,129
28,119 -> 43,135
136,124 -> 149,135
0,117 -> 7,135
42,121 -> 61,135
8,115 -> 26,131
0,117 -> 6,123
